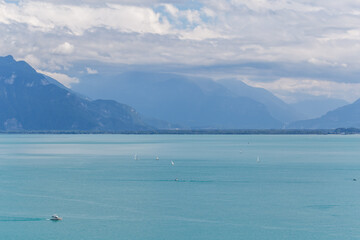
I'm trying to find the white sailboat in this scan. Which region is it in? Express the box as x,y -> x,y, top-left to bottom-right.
256,156 -> 260,163
171,161 -> 175,166
134,154 -> 138,160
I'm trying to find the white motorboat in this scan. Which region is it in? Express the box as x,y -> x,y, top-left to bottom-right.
50,215 -> 62,221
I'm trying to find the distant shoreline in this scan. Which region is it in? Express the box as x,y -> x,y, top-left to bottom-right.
0,128 -> 359,135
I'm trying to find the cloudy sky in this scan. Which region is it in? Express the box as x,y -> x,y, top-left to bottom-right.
1,0 -> 360,103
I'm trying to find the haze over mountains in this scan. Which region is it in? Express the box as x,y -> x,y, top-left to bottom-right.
73,71 -> 356,129
73,72 -> 283,129
0,55 -> 359,131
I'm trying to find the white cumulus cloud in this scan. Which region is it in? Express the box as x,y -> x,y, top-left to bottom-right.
244,78 -> 360,103
0,1 -> 172,35
86,67 -> 98,74
53,42 -> 74,55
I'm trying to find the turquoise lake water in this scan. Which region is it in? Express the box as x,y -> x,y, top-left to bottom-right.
0,134 -> 359,239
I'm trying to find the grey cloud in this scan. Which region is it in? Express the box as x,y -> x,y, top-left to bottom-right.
1,0 -> 360,102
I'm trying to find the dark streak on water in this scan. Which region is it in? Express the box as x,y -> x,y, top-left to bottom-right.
0,217 -> 45,222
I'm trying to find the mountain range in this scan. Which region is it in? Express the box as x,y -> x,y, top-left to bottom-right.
0,55 -> 359,131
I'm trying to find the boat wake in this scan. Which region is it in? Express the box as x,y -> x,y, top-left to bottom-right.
0,216 -> 45,222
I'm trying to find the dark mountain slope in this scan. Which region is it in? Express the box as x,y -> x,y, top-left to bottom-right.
0,56 -> 149,131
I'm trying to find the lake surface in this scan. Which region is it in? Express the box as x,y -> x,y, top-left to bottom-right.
0,134 -> 359,239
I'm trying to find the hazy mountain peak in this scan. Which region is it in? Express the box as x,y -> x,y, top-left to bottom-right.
289,98 -> 360,129
290,97 -> 349,120
218,78 -> 303,123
